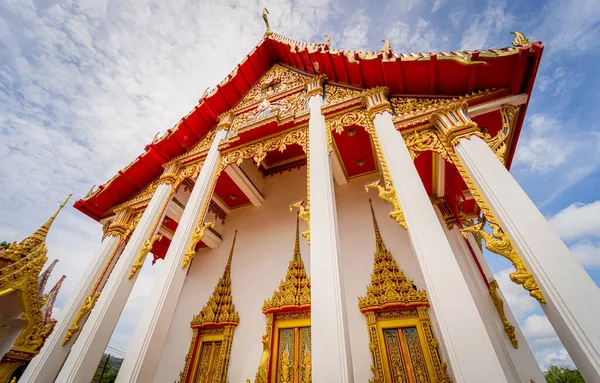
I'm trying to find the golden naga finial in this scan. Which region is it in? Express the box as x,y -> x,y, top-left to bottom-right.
322,34 -> 331,47
380,39 -> 391,53
262,8 -> 272,36
511,31 -> 531,47
84,185 -> 95,199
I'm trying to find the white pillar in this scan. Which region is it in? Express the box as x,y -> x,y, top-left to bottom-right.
20,213 -> 130,383
306,77 -> 354,382
454,133 -> 600,380
435,202 -> 544,382
363,88 -> 507,382
115,129 -> 227,382
55,184 -> 174,382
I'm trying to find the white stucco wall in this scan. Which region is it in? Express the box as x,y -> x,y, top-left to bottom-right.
153,168 -> 424,382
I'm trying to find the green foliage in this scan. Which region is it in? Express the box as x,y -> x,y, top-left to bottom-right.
544,365 -> 585,383
92,354 -> 122,383
0,241 -> 10,250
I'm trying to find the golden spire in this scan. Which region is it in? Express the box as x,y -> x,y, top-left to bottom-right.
32,194 -> 72,243
368,199 -> 385,251
190,231 -> 240,327
224,230 -> 237,279
359,200 -> 428,312
262,216 -> 310,313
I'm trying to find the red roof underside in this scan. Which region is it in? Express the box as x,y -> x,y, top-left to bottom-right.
74,36 -> 543,221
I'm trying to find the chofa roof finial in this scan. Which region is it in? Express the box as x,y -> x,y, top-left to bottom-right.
511,31 -> 531,47
263,8 -> 272,36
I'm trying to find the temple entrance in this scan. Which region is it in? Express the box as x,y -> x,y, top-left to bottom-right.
272,319 -> 311,382
382,326 -> 430,383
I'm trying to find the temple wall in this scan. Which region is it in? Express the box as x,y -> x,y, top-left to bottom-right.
153,166 -> 423,382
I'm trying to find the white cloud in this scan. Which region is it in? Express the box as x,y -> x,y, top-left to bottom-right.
515,115 -> 570,173
535,0 -> 600,55
570,241 -> 600,269
0,0 -> 334,355
548,200 -> 600,241
431,0 -> 447,13
339,10 -> 370,50
460,0 -> 515,50
541,348 -> 574,370
386,18 -> 445,53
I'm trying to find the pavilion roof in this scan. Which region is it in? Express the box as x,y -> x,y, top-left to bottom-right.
74,32 -> 543,221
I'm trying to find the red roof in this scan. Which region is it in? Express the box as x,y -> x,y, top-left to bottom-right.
74,32 -> 543,221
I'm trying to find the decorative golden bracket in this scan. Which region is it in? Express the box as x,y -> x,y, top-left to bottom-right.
181,222 -> 215,269
63,291 -> 100,345
128,234 -> 163,279
488,280 -> 518,348
290,201 -> 310,244
365,180 -> 407,229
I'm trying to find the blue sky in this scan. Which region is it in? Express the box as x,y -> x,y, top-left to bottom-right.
1,0 -> 599,371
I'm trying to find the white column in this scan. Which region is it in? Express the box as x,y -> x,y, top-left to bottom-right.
364,88 -> 507,382
20,216 -> 129,383
307,77 -> 354,382
115,129 -> 227,382
455,133 -> 600,380
55,184 -> 174,382
436,204 -> 544,382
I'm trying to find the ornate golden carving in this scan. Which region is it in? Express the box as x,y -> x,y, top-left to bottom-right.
324,84 -> 362,105
289,201 -> 310,245
305,74 -> 326,99
431,101 -> 482,147
0,361 -> 23,383
63,292 -> 100,345
432,197 -> 458,229
403,128 -> 452,163
128,234 -> 163,279
0,196 -> 69,367
235,64 -> 306,110
249,217 -> 311,383
489,280 -> 518,348
178,232 -> 239,383
361,86 -> 392,117
380,39 -> 391,53
263,216 -> 311,314
360,201 -> 449,383
181,222 -> 215,269
231,91 -> 306,133
220,127 -> 308,168
511,31 -> 531,47
484,105 -> 519,164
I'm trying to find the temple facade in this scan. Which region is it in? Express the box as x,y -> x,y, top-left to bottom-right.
17,14 -> 600,383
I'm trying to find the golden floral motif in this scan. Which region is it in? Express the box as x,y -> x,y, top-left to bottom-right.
220,127 -> 308,168
484,104 -> 519,164
403,128 -> 452,163
324,84 -> 362,105
489,280 -> 518,348
231,91 -> 306,133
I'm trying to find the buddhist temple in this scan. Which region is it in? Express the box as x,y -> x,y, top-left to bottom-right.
0,198 -> 68,382
17,10 -> 600,383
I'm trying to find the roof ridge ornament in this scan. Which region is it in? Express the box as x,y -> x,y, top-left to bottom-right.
511,31 -> 531,47
262,8 -> 272,36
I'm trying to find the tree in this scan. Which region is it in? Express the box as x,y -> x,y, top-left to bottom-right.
0,241 -> 10,250
544,365 -> 585,383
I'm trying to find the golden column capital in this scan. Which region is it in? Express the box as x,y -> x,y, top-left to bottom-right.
431,101 -> 480,147
361,86 -> 391,117
158,160 -> 181,187
217,111 -> 235,130
104,208 -> 134,239
305,74 -> 327,98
